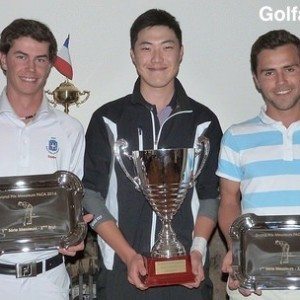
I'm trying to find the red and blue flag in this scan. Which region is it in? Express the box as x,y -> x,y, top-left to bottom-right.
53,35 -> 73,80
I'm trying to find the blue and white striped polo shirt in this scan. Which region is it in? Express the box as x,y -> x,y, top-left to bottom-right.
217,106 -> 300,216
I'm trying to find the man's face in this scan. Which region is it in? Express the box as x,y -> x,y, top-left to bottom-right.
0,36 -> 51,99
130,25 -> 183,92
253,44 -> 300,117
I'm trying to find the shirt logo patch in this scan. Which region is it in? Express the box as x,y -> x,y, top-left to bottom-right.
46,137 -> 59,155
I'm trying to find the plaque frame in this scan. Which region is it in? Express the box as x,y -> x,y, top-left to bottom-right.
0,171 -> 87,254
142,256 -> 195,287
230,213 -> 300,290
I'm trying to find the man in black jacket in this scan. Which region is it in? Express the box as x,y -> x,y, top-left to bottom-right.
83,9 -> 222,300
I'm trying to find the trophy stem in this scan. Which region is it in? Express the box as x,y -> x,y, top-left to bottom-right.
151,219 -> 186,258
64,103 -> 69,114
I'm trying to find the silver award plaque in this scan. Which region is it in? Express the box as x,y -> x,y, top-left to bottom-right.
0,171 -> 87,254
230,213 -> 300,290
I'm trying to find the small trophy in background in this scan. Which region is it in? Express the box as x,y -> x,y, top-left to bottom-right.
46,35 -> 90,114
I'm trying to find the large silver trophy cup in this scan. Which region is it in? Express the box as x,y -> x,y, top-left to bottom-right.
114,136 -> 210,287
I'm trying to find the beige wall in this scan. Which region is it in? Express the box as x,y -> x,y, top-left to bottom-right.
0,0 -> 299,131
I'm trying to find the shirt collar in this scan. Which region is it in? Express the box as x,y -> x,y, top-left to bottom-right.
0,88 -> 12,114
258,105 -> 281,125
0,87 -> 51,117
130,77 -> 191,111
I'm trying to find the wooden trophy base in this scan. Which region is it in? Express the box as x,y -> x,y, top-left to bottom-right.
142,255 -> 195,287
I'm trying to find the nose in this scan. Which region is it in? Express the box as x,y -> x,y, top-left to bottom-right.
151,48 -> 163,63
276,70 -> 287,84
26,59 -> 36,71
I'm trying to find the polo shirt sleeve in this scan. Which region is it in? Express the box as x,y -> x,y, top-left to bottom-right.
69,123 -> 85,180
216,128 -> 242,182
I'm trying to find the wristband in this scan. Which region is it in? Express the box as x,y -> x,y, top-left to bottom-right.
190,237 -> 207,266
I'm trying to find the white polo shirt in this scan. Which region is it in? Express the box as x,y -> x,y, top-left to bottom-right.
0,88 -> 85,264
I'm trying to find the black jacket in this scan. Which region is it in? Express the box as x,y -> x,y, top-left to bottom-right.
83,78 -> 222,270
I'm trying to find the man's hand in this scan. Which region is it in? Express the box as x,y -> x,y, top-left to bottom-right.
126,253 -> 148,290
59,213 -> 93,256
223,250 -> 262,297
223,250 -> 239,290
182,250 -> 205,288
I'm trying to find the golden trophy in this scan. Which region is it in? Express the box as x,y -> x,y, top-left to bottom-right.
46,80 -> 90,114
47,35 -> 90,114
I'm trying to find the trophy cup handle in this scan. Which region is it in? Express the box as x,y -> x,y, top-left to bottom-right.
114,139 -> 141,190
45,90 -> 57,106
193,136 -> 210,180
77,90 -> 90,106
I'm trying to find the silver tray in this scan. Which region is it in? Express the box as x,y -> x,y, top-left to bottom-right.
0,171 -> 87,254
230,213 -> 300,290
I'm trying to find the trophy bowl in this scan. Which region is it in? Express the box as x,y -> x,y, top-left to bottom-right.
230,213 -> 300,291
114,137 -> 210,287
0,171 -> 87,254
46,80 -> 90,113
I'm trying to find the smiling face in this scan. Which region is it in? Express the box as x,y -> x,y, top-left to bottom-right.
0,36 -> 51,101
130,25 -> 183,95
253,44 -> 300,119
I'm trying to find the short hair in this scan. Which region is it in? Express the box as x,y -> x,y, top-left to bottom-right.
251,29 -> 300,75
0,18 -> 57,63
130,9 -> 182,49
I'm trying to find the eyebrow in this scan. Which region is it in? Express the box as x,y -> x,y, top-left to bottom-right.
13,50 -> 49,59
161,40 -> 176,44
260,63 -> 300,73
13,50 -> 27,56
259,67 -> 275,74
283,63 -> 300,68
137,39 -> 177,46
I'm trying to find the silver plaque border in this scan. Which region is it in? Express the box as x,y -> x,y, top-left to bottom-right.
0,171 -> 87,254
230,213 -> 300,290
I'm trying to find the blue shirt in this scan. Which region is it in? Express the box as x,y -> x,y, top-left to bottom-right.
216,106 -> 300,215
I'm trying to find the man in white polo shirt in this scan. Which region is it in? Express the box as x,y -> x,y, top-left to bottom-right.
217,30 -> 300,299
0,18 -> 89,300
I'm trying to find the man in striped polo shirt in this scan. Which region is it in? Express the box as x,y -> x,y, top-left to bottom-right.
217,30 -> 300,300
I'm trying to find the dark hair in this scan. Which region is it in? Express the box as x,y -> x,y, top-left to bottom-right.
130,9 -> 182,48
0,18 -> 57,63
251,29 -> 300,75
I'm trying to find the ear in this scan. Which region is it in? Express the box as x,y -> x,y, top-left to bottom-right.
179,45 -> 184,64
45,65 -> 52,78
130,49 -> 136,66
252,73 -> 261,92
0,52 -> 7,71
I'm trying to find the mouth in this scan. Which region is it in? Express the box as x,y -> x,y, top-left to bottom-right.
275,88 -> 292,95
148,67 -> 167,71
20,76 -> 38,83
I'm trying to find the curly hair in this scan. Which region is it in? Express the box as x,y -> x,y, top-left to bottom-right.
0,18 -> 57,63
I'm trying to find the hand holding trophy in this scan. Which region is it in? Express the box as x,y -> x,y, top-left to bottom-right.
114,136 -> 210,287
46,35 -> 90,114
